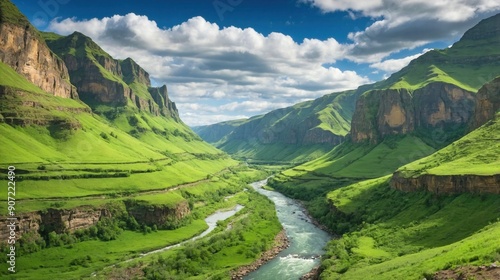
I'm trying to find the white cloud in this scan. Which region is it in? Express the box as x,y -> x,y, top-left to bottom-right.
370,49 -> 431,73
47,14 -> 370,125
303,0 -> 500,62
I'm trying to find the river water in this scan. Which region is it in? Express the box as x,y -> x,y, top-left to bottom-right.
245,180 -> 331,280
141,204 -> 245,256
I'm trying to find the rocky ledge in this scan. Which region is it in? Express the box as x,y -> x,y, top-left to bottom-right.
391,172 -> 500,194
231,229 -> 290,279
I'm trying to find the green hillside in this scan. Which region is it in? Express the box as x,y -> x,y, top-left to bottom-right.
320,176 -> 500,279
0,2 -> 284,279
0,58 -> 237,206
196,85 -> 375,163
375,13 -> 500,92
318,113 -> 500,278
266,15 -> 500,279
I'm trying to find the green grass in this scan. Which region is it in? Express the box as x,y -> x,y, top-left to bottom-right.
0,62 -> 45,94
0,220 -> 208,280
282,135 -> 435,179
321,176 -> 500,279
398,113 -> 500,177
0,0 -> 32,27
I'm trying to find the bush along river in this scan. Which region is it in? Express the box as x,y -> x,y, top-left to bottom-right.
244,179 -> 331,280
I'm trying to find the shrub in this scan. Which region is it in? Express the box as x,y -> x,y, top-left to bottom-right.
100,132 -> 109,140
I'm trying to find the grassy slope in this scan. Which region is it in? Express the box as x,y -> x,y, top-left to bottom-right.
374,14 -> 500,93
398,112 -> 500,176
284,135 -> 435,179
271,13 -> 500,200
318,102 -> 500,278
321,176 -> 500,280
0,168 -> 280,280
0,48 -> 237,210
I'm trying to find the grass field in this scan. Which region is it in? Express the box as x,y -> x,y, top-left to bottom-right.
321,176 -> 500,279
0,167 -> 274,280
398,112 -> 500,177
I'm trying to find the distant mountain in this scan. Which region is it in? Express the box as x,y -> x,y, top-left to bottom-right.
196,84 -> 375,163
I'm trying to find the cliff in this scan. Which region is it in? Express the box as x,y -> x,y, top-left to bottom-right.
0,207 -> 109,241
390,172 -> 500,194
351,83 -> 475,143
43,31 -> 179,119
0,200 -> 192,243
0,0 -> 78,98
125,200 -> 191,228
471,76 -> 500,129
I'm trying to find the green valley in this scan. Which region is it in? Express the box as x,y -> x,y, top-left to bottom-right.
1,0 -> 500,279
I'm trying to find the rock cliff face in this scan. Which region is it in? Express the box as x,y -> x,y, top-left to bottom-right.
45,32 -> 179,119
351,83 -> 475,143
0,200 -> 191,244
125,200 -> 190,227
471,76 -> 500,129
148,85 -> 180,120
390,172 -> 500,194
0,207 -> 109,241
0,23 -> 78,98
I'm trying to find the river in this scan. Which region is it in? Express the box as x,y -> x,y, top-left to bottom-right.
244,179 -> 331,280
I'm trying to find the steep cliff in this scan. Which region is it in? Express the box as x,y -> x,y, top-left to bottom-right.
471,76 -> 500,129
391,172 -> 500,194
0,0 -> 78,99
351,83 -> 475,144
0,200 -> 193,243
43,31 -> 179,119
125,200 -> 191,228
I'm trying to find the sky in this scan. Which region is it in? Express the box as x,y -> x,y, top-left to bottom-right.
12,0 -> 500,126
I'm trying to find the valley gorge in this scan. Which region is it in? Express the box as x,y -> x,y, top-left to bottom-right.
0,0 -> 499,279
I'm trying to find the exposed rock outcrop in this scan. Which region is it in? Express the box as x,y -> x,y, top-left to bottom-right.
351,83 -> 475,143
148,85 -> 180,120
471,76 -> 500,129
0,200 -> 192,245
45,32 -> 180,118
390,172 -> 500,194
0,207 -> 109,242
0,4 -> 78,98
125,200 -> 191,227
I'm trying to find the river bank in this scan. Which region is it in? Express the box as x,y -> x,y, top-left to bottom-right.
231,229 -> 290,279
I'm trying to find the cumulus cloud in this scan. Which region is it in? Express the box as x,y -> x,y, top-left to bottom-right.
47,14 -> 370,125
370,49 -> 431,73
302,0 -> 500,62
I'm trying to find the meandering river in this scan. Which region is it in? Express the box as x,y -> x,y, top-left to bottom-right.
245,179 -> 331,280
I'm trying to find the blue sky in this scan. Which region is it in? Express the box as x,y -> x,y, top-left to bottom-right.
12,0 -> 500,126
